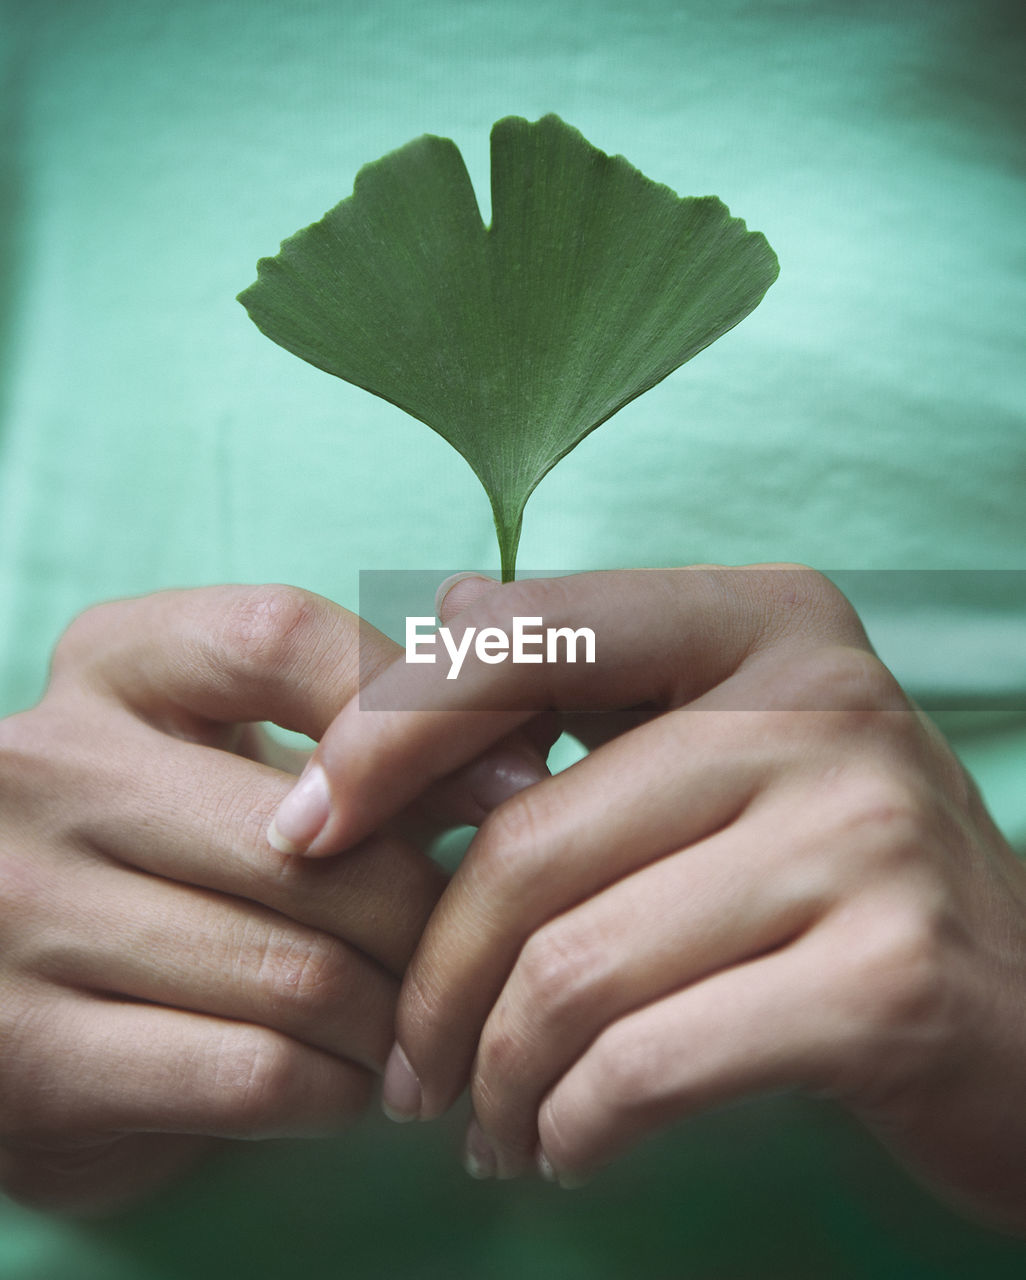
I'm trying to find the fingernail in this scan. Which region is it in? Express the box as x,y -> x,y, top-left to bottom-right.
536,1148 -> 587,1189
469,750 -> 549,810
381,1043 -> 421,1122
267,763 -> 331,855
463,1119 -> 497,1180
434,572 -> 494,619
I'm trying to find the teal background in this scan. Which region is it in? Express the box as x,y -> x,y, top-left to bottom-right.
1,0 -> 1024,1274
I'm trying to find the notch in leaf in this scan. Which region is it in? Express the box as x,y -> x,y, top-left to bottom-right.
239,114 -> 779,581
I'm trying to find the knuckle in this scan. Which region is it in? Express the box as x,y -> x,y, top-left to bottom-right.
0,711 -> 50,794
473,1019 -> 520,1105
782,645 -> 908,716
472,921 -> 609,1135
49,600 -> 124,673
755,566 -> 864,640
517,922 -> 604,1029
250,926 -> 351,1018
472,787 -> 550,898
537,1095 -> 577,1175
471,1031 -> 525,1135
863,896 -> 956,1032
217,585 -> 324,684
839,771 -> 931,868
0,1000 -> 46,1137
394,964 -> 438,1056
0,854 -> 50,943
834,898 -> 959,1102
214,1028 -> 301,1132
589,1022 -> 655,1119
214,780 -> 281,866
0,710 -> 30,754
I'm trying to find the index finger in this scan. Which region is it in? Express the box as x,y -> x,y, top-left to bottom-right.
275,565 -> 863,855
52,583 -> 399,743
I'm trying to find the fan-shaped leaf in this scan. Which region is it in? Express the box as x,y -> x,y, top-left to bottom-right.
239,115 -> 779,579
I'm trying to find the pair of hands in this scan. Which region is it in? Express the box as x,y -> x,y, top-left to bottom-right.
2,570 -> 1024,1233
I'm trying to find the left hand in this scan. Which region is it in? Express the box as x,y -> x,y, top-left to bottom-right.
272,567 -> 1026,1233
0,582 -> 547,1213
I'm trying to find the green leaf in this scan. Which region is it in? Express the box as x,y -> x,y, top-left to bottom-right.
239,114 -> 779,580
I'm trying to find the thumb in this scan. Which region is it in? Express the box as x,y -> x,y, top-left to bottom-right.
436,574 -> 649,752
422,571 -> 551,828
268,574 -> 551,855
434,573 -> 501,625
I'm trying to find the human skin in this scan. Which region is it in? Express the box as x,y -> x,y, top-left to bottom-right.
0,583 -> 545,1214
273,567 -> 1026,1234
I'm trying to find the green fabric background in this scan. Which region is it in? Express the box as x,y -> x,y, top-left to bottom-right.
0,0 -> 1024,1274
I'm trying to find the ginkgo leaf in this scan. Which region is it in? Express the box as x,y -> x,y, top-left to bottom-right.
239,114 -> 779,580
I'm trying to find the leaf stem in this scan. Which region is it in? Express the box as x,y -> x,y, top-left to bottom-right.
494,508 -> 523,583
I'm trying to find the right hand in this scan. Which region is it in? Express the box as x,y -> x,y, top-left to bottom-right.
0,584 -> 535,1214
